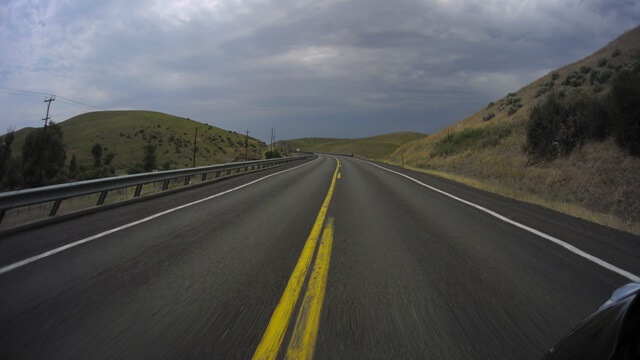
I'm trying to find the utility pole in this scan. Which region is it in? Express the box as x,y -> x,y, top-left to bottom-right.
245,129 -> 250,161
192,126 -> 198,167
42,95 -> 55,129
270,128 -> 276,152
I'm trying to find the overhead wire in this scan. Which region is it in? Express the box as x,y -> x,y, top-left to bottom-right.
0,87 -> 109,111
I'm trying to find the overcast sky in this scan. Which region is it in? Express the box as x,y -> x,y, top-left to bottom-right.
1,1 -> 639,141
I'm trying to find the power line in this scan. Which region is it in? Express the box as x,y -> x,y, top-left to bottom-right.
55,95 -> 108,111
0,87 -> 108,111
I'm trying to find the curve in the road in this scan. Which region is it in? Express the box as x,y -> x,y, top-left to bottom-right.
362,159 -> 640,283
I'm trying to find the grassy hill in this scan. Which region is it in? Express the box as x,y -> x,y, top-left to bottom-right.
7,111 -> 267,174
385,26 -> 640,234
279,132 -> 427,159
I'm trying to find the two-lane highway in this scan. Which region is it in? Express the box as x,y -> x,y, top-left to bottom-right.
1,154 -> 638,359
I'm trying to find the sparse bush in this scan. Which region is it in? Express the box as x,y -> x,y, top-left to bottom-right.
483,112 -> 495,121
507,103 -> 523,116
142,143 -> 157,171
535,80 -> 555,98
610,71 -> 640,156
431,125 -> 512,158
563,71 -> 585,87
526,93 -> 611,160
104,152 -> 115,166
487,101 -> 495,108
597,69 -> 613,84
597,58 -> 608,67
580,66 -> 591,74
612,48 -> 622,58
551,72 -> 560,80
505,95 -> 521,104
265,149 -> 283,159
91,143 -> 102,168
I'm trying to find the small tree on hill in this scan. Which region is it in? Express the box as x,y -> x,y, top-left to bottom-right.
142,143 -> 157,171
104,152 -> 115,166
69,154 -> 77,175
0,130 -> 23,190
91,143 -> 102,168
610,71 -> 640,156
21,123 -> 66,187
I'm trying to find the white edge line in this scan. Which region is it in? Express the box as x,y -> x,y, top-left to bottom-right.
361,160 -> 640,283
0,158 -> 320,276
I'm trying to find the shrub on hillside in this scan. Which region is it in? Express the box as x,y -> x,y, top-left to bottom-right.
508,103 -> 523,116
535,80 -> 555,98
265,149 -> 283,159
21,123 -> 67,187
610,71 -> 640,156
431,125 -> 512,158
598,58 -> 608,67
483,112 -> 495,121
612,49 -> 622,58
563,71 -> 585,87
525,93 -> 610,160
590,69 -> 613,85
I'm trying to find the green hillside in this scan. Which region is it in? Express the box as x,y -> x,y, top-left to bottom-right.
7,111 -> 267,174
279,132 -> 427,159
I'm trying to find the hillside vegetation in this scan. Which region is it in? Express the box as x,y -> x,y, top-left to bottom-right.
6,111 -> 267,176
279,132 -> 427,159
386,26 -> 640,234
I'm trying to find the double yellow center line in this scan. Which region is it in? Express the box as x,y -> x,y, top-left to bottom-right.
253,158 -> 340,360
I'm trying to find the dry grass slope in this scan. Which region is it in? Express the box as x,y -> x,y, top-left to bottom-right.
386,26 -> 640,234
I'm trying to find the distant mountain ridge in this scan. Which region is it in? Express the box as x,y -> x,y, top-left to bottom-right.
279,132 -> 428,159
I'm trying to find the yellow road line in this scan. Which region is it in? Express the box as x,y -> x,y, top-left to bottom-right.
286,218 -> 334,360
252,158 -> 340,360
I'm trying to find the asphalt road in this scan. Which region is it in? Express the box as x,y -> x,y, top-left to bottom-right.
0,154 -> 638,359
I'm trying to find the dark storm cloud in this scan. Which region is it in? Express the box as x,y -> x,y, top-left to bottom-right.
1,0 -> 639,140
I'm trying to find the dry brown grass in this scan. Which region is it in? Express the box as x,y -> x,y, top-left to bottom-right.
384,26 -> 640,235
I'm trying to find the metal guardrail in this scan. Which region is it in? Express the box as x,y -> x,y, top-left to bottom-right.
0,155 -> 313,225
311,151 -> 354,157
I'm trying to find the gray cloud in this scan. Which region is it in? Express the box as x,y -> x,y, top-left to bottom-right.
1,0 -> 639,141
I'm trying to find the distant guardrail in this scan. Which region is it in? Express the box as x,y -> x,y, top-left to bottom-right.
310,151 -> 354,157
0,155 -> 313,227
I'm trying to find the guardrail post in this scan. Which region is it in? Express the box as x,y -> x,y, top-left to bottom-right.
49,199 -> 62,217
162,180 -> 170,191
215,171 -> 221,178
134,184 -> 143,197
201,173 -> 207,182
227,169 -> 232,176
236,167 -> 241,174
244,166 -> 249,172
184,176 -> 191,186
252,165 -> 255,170
0,210 -> 6,225
97,191 -> 108,206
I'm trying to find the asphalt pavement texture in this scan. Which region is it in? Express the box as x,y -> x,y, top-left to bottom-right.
0,154 -> 638,359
